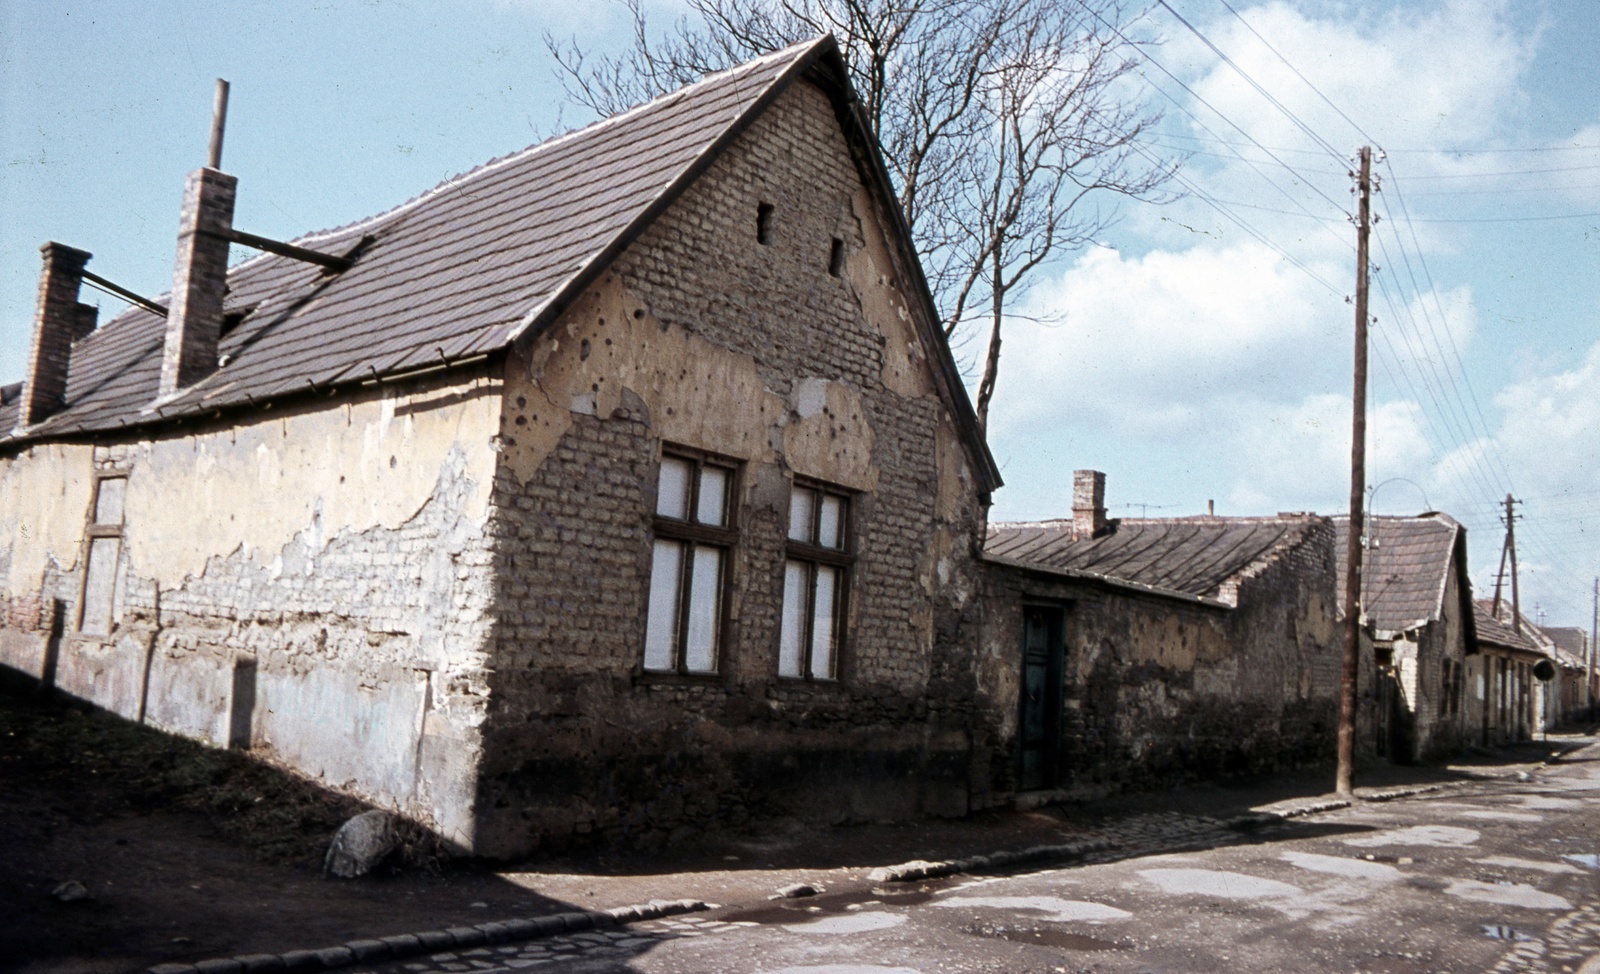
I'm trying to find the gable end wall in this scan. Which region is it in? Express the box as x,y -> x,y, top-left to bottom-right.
473,79 -> 990,856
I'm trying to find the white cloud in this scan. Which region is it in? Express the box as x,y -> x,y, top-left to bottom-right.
990,241 -> 1346,440
1177,0 -> 1536,159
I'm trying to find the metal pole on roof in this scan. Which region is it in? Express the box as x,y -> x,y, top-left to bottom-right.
1336,146 -> 1372,798
208,79 -> 230,170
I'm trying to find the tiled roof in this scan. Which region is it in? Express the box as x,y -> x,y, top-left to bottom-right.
984,516 -> 1320,603
1332,514 -> 1462,632
1473,599 -> 1551,656
1539,626 -> 1590,669
1,40 -> 861,439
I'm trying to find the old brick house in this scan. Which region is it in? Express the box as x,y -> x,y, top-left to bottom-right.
0,37 -> 1004,856
1332,513 -> 1476,762
980,471 -> 1341,801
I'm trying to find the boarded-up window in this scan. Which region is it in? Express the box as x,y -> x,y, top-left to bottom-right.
644,451 -> 736,675
78,475 -> 127,637
779,482 -> 852,680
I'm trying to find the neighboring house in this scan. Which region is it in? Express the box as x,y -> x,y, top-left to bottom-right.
980,471 -> 1341,801
1331,514 -> 1476,763
0,37 -> 1005,856
1536,625 -> 1590,729
1468,600 -> 1552,745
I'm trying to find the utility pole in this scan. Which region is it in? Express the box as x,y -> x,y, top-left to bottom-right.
1508,494 -> 1521,633
1337,145 -> 1372,798
1492,529 -> 1509,615
1590,576 -> 1596,721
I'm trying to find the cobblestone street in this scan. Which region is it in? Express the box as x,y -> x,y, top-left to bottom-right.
343,737 -> 1600,974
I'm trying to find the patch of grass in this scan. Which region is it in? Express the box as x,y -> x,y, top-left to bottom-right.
0,684 -> 446,870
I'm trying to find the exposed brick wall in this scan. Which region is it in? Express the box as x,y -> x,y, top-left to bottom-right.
19,242 -> 94,427
160,167 -> 235,395
474,79 -> 989,855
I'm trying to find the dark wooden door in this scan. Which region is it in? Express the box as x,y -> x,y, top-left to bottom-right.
1019,605 -> 1064,791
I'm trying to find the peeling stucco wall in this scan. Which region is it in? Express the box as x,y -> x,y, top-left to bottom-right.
471,78 -> 990,856
978,519 -> 1341,802
0,370 -> 502,849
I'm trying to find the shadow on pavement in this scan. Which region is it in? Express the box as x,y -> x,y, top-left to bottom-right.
0,681 -> 584,974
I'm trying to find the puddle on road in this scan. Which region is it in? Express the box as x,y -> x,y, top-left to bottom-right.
721,880 -> 953,926
1482,924 -> 1537,942
1474,855 -> 1582,875
963,922 -> 1126,952
1138,868 -> 1302,900
1455,809 -> 1544,823
1444,879 -> 1572,910
764,959 -> 921,966
1281,851 -> 1403,881
1562,853 -> 1600,869
933,895 -> 1132,923
1345,825 -> 1480,848
784,913 -> 907,935
1516,795 -> 1585,811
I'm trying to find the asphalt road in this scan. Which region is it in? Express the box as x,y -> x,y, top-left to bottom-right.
368,742 -> 1600,974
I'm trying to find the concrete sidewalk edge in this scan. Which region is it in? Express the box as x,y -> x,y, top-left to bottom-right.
146,899 -> 709,974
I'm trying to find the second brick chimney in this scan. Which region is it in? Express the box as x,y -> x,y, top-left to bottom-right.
1073,469 -> 1109,540
18,242 -> 97,428
158,166 -> 236,396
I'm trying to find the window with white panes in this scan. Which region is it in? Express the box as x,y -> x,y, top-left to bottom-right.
644,451 -> 737,675
78,474 -> 127,637
779,482 -> 852,680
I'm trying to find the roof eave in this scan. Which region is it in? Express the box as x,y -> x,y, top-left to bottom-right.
982,552 -> 1231,610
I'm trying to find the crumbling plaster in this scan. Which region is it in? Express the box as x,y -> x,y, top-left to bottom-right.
0,442 -> 96,596
118,376 -> 499,589
0,371 -> 504,849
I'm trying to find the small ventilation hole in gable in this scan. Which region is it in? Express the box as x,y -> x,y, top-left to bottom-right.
757,203 -> 774,245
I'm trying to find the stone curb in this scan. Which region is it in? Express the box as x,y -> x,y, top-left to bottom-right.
145,899 -> 708,974
1226,797 -> 1353,830
1359,782 -> 1456,803
865,837 -> 1115,883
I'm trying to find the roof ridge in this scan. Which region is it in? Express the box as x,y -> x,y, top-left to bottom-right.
66,37 -> 830,355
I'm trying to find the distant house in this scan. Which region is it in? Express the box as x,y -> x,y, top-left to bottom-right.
981,471 -> 1341,801
1539,626 -> 1594,725
0,37 -> 1006,856
1331,514 -> 1476,762
1469,601 -> 1554,745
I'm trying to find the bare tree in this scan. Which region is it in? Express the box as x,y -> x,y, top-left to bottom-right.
549,0 -> 1175,429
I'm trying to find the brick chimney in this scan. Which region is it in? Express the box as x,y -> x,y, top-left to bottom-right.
18,243 -> 97,427
1072,469 -> 1108,540
159,166 -> 236,396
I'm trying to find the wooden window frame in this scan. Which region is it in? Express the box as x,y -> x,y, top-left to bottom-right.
643,446 -> 739,677
75,470 -> 128,638
779,478 -> 854,682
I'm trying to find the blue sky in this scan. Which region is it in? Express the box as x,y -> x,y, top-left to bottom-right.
3,1 -> 1596,627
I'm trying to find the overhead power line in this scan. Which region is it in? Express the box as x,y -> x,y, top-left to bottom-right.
1158,0 -> 1347,161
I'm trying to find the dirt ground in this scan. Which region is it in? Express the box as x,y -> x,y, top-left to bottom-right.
1,680 -> 1573,974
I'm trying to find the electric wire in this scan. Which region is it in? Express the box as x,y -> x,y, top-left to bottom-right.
1085,3 -> 1354,215
1210,0 -> 1381,147
1156,0 -> 1348,161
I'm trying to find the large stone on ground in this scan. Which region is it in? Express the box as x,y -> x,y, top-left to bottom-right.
324,810 -> 398,878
